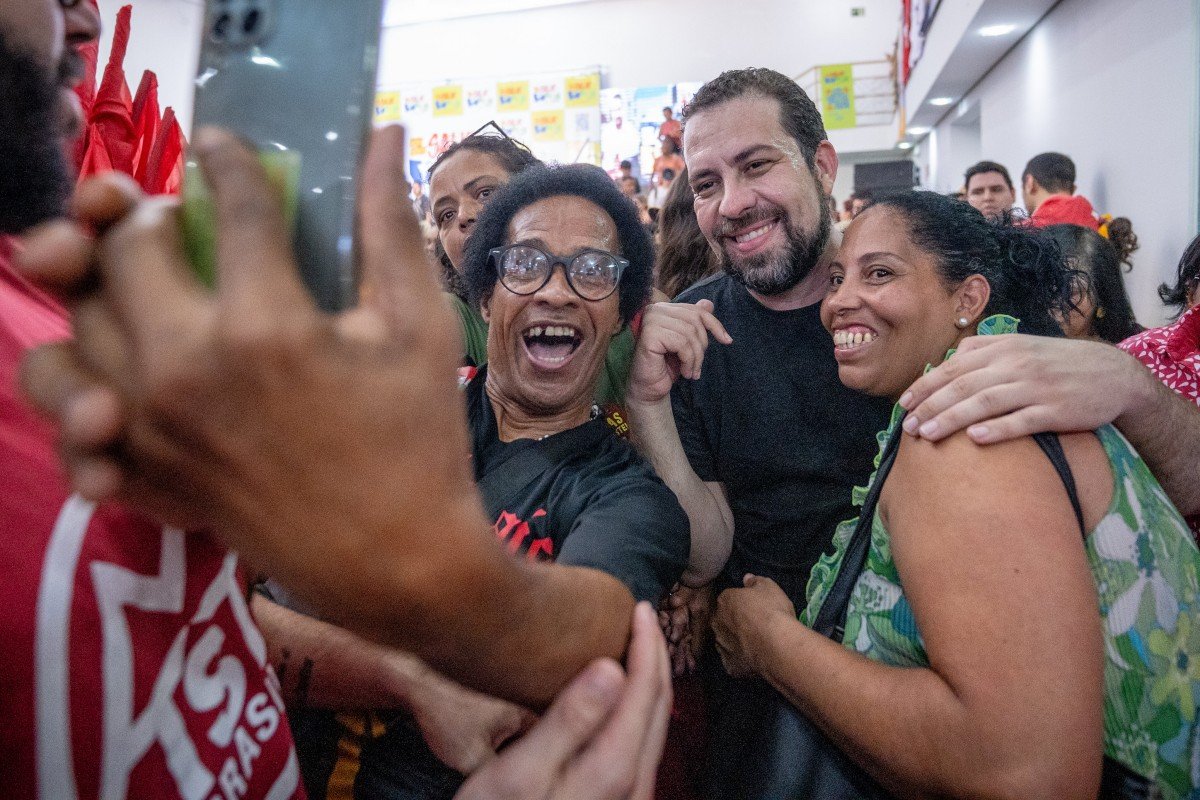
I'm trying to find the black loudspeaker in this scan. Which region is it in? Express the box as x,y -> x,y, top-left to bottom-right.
854,160 -> 918,194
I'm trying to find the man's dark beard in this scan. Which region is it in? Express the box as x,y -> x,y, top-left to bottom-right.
719,191 -> 832,296
0,32 -> 74,235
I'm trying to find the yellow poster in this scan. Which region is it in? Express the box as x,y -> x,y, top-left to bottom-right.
374,91 -> 401,123
819,64 -> 856,130
410,137 -> 427,157
432,85 -> 463,118
531,109 -> 565,142
565,73 -> 600,108
497,81 -> 530,112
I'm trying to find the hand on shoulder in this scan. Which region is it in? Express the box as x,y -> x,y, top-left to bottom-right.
898,334 -> 1153,444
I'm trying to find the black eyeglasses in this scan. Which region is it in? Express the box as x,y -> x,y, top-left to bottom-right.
489,245 -> 627,301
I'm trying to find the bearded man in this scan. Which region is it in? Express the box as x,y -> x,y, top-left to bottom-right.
624,67 -> 893,798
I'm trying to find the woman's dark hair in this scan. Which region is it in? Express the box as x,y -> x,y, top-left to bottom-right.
426,132 -> 544,298
1159,233 -> 1200,313
1043,223 -> 1142,343
462,164 -> 654,326
657,168 -> 718,298
427,131 -> 542,183
867,191 -> 1074,337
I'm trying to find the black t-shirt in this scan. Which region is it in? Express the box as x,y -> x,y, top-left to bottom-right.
468,366 -> 689,604
297,370 -> 692,800
672,274 -> 893,609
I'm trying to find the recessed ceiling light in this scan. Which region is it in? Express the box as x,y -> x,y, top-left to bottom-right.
897,141 -> 914,150
907,126 -> 930,136
979,24 -> 1016,37
929,96 -> 954,106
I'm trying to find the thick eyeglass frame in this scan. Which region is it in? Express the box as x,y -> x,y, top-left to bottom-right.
488,244 -> 627,302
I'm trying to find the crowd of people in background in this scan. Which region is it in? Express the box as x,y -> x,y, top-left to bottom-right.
5,3 -> 1200,800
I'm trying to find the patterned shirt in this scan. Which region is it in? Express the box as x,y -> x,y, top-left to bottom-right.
1119,304 -> 1200,405
1118,304 -> 1200,539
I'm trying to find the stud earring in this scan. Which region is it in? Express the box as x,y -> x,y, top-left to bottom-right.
1095,306 -> 1106,319
956,317 -> 970,329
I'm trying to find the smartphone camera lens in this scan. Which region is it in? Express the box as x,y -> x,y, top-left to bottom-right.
242,9 -> 262,36
212,12 -> 231,41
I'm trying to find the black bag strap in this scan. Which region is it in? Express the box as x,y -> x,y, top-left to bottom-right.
1031,431 -> 1087,538
812,413 -> 908,641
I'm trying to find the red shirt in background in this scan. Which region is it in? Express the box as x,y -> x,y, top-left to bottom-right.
0,238 -> 304,799
1030,194 -> 1100,230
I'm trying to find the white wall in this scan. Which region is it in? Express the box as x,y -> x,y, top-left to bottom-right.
377,0 -> 899,89
923,0 -> 1200,325
95,1 -> 203,134
96,0 -> 900,149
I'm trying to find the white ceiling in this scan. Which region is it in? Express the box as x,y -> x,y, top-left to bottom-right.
904,0 -> 1059,131
383,0 -> 600,27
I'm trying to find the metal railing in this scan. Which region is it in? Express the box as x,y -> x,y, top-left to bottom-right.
796,58 -> 897,128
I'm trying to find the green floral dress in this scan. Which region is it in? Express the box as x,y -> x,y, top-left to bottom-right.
802,316 -> 1200,798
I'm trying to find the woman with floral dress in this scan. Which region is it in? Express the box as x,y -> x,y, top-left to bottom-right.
711,191 -> 1200,799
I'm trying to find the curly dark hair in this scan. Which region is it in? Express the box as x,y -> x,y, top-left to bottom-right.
867,192 -> 1075,337
656,168 -> 718,298
426,132 -> 544,298
1159,233 -> 1200,314
462,164 -> 654,326
1043,223 -> 1142,343
682,67 -> 826,168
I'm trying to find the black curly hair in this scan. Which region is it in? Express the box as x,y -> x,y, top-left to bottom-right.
866,191 -> 1076,337
462,164 -> 654,326
1043,223 -> 1142,343
1160,233 -> 1200,315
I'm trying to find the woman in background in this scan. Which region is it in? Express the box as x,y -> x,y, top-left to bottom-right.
655,168 -> 718,299
1045,220 -> 1142,343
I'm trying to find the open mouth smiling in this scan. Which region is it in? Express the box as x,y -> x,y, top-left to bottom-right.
724,217 -> 781,254
832,327 -> 878,351
521,324 -> 584,369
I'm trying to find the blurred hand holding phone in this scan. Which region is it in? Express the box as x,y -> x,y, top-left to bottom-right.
182,0 -> 386,311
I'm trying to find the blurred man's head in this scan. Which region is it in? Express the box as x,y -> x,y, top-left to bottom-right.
0,0 -> 100,234
964,160 -> 1015,219
663,106 -> 674,121
619,176 -> 639,198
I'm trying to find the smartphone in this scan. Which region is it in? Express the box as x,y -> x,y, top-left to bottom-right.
184,0 -> 386,312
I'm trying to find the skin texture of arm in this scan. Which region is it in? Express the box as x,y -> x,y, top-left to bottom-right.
15,127 -> 634,709
251,595 -> 532,774
625,301 -> 735,586
713,430 -> 1106,799
455,603 -> 672,800
898,333 -> 1200,516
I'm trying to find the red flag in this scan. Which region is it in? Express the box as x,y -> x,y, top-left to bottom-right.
130,70 -> 161,185
86,4 -> 136,175
144,108 -> 186,196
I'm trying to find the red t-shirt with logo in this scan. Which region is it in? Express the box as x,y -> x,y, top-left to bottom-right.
0,237 -> 305,799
